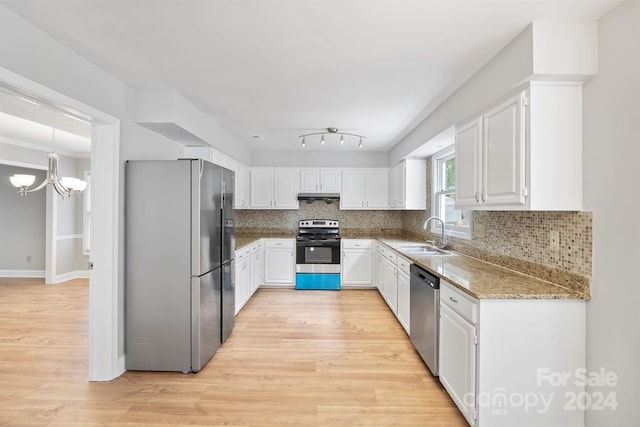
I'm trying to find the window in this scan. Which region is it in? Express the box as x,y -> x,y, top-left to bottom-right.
432,146 -> 472,240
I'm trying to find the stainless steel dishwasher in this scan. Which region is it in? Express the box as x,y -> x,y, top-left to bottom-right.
409,263 -> 440,376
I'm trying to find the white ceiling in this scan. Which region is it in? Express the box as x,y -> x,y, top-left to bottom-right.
0,0 -> 621,155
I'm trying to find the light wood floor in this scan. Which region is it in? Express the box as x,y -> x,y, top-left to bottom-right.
0,278 -> 467,426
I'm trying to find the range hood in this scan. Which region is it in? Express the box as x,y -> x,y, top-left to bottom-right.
297,193 -> 340,203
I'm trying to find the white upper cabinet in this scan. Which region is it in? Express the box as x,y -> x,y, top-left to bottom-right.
250,169 -> 273,208
299,169 -> 341,193
341,169 -> 389,209
455,82 -> 583,210
455,117 -> 482,207
234,162 -> 251,209
389,159 -> 426,210
250,168 -> 299,209
274,169 -> 299,208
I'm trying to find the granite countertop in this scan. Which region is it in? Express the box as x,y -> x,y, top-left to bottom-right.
378,237 -> 589,301
235,230 -> 588,300
236,232 -> 295,250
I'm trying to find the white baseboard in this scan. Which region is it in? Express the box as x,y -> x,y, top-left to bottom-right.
117,355 -> 126,377
340,284 -> 377,289
0,269 -> 45,278
54,270 -> 90,283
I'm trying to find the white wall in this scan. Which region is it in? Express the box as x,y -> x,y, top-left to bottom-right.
0,5 -> 186,365
582,1 -> 640,425
390,21 -> 598,165
0,163 -> 46,272
0,142 -> 88,280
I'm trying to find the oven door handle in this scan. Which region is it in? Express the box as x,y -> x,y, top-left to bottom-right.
297,239 -> 341,246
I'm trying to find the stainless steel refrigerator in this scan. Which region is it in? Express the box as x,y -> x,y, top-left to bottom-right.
125,159 -> 235,372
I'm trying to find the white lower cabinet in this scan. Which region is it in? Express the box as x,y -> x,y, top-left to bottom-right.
234,246 -> 251,315
341,239 -> 374,287
263,239 -> 295,287
384,250 -> 398,314
235,240 -> 264,315
439,280 -> 587,427
396,256 -> 411,333
439,291 -> 477,425
250,241 -> 264,294
375,242 -> 410,334
374,244 -> 387,298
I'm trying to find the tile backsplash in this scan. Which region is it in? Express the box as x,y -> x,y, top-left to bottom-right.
402,210 -> 592,294
237,203 -> 402,233
402,159 -> 592,295
237,159 -> 593,295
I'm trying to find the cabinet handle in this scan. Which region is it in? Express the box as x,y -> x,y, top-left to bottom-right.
475,192 -> 479,203
449,296 -> 458,303
481,192 -> 485,203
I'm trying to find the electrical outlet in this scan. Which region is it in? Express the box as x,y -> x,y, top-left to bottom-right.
550,231 -> 559,251
473,223 -> 485,239
26,255 -> 32,262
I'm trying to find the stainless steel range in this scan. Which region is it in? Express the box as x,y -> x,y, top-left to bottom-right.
295,219 -> 341,290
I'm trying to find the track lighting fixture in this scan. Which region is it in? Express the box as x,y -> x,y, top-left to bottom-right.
299,127 -> 365,148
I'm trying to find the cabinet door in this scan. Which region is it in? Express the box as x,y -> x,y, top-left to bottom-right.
250,248 -> 263,293
396,163 -> 406,209
483,92 -> 526,206
235,258 -> 250,314
234,163 -> 251,208
250,169 -> 273,208
375,250 -> 386,298
396,270 -> 410,333
385,260 -> 398,314
274,169 -> 299,208
439,303 -> 477,425
299,169 -> 319,192
264,248 -> 294,284
388,166 -> 397,208
389,163 -> 405,209
455,117 -> 482,208
365,170 -> 389,208
341,170 -> 366,209
342,249 -> 373,285
319,169 -> 341,192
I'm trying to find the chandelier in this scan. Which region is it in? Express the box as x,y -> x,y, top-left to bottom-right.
9,129 -> 88,197
299,127 -> 365,148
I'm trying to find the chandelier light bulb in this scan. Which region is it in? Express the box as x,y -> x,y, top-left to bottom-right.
8,129 -> 88,197
320,134 -> 325,145
358,137 -> 363,148
340,134 -> 345,145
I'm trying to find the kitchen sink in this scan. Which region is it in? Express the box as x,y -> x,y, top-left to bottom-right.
397,244 -> 449,255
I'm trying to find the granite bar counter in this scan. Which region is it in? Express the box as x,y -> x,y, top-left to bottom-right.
378,237 -> 590,301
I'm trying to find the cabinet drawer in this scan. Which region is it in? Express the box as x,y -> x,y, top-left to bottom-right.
441,282 -> 477,324
264,238 -> 294,249
386,250 -> 398,265
343,239 -> 374,250
236,247 -> 251,260
375,244 -> 387,256
397,256 -> 411,275
250,240 -> 264,252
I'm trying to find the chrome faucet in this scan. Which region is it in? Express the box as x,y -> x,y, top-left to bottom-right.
423,216 -> 448,249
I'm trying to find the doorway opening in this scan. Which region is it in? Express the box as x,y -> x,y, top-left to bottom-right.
0,67 -> 122,381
